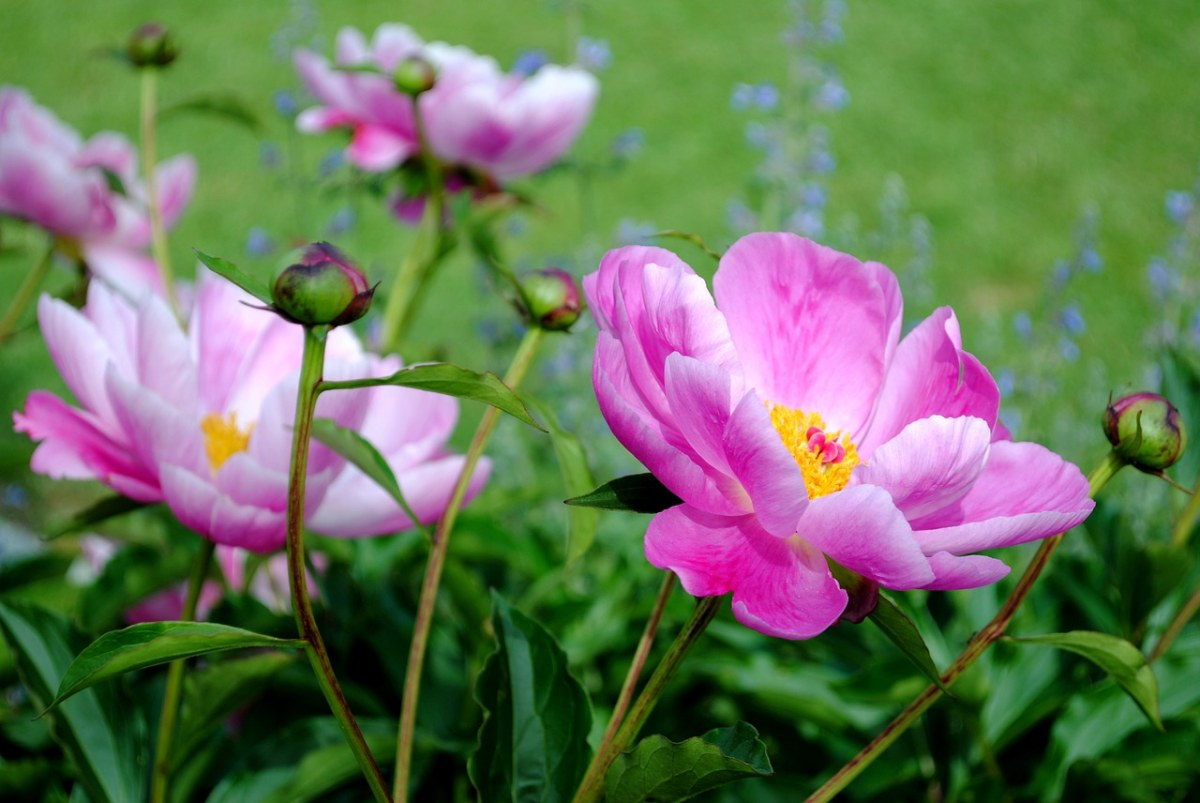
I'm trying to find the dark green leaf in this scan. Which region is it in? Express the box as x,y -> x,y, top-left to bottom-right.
868,593 -> 950,693
50,622 -> 303,710
0,552 -> 74,592
1010,630 -> 1162,730
46,495 -> 150,539
0,601 -> 144,803
469,592 -> 592,802
75,542 -> 194,632
605,722 -> 773,802
565,473 -> 682,514
321,362 -> 544,430
158,92 -> 262,131
195,250 -> 274,306
310,418 -> 429,538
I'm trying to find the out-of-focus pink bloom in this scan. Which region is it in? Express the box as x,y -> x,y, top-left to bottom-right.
585,233 -> 1094,639
15,270 -> 487,552
293,24 -> 598,181
0,86 -> 195,297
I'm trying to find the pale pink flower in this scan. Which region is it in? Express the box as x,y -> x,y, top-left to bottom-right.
15,270 -> 487,552
585,233 -> 1094,639
0,86 -> 196,296
293,24 -> 598,181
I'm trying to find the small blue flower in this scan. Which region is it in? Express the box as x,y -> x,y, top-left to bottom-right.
995,368 -> 1016,397
512,49 -> 549,76
1146,257 -> 1175,300
1058,303 -> 1085,336
1079,247 -> 1102,272
575,36 -> 611,72
318,148 -> 345,177
273,89 -> 299,119
814,78 -> 849,111
326,206 -> 356,236
731,82 -> 755,112
1165,190 -> 1195,224
1013,311 -> 1033,341
754,82 -> 780,111
1057,336 -> 1080,363
726,200 -> 757,233
245,227 -> 276,257
616,218 -> 658,246
610,128 -> 645,159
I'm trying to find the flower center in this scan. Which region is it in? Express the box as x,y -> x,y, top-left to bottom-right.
200,412 -> 253,473
766,403 -> 859,499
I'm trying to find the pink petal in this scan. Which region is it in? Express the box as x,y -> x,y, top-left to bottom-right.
160,464 -> 285,552
713,233 -> 896,435
721,390 -> 807,537
922,552 -> 1012,591
37,293 -> 121,427
82,244 -> 164,298
481,66 -> 598,178
913,440 -> 1094,554
134,295 -> 198,410
583,245 -> 695,334
663,353 -> 736,476
854,416 -> 992,520
153,154 -> 196,229
347,124 -> 416,171
799,484 -> 935,589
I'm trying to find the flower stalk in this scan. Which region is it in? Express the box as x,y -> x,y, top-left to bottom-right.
287,325 -> 389,803
139,68 -> 178,314
0,243 -> 54,344
804,450 -> 1124,803
393,326 -> 545,801
573,593 -> 721,803
150,538 -> 215,803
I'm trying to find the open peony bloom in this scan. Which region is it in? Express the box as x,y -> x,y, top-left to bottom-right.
15,270 -> 487,552
293,24 -> 598,182
585,233 -> 1094,639
0,86 -> 196,297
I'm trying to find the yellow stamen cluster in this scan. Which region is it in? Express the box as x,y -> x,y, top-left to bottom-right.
200,412 -> 254,473
766,403 -> 859,499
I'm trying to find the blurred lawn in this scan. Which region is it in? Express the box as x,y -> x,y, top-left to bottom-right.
1,0 -> 1198,430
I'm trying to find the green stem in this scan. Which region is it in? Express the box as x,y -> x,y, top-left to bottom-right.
804,450 -> 1124,803
150,539 -> 215,803
1170,474 -> 1200,549
287,326 -> 389,803
140,69 -> 177,313
573,595 -> 721,803
393,327 -> 545,802
1149,585 -> 1200,663
0,243 -> 54,344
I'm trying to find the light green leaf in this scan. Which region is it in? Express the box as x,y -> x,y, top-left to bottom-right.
158,92 -> 262,131
321,362 -> 544,430
469,592 -> 592,802
565,473 -> 682,514
527,397 -> 598,563
50,621 -> 303,710
195,250 -> 274,305
605,722 -> 773,802
1010,630 -> 1163,730
868,593 -> 950,693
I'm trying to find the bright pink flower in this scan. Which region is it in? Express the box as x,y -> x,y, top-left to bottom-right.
584,233 -> 1094,639
0,86 -> 196,296
294,24 -> 598,181
15,270 -> 487,552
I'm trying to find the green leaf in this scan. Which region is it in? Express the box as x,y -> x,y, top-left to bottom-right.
310,418 -> 429,538
1010,630 -> 1163,730
0,551 -> 74,593
195,250 -> 274,306
45,494 -> 150,539
868,593 -> 950,694
0,600 -> 144,803
158,92 -> 262,131
469,592 -> 592,802
50,621 -> 303,711
565,473 -> 682,514
527,397 -> 598,563
604,722 -> 773,802
321,362 -> 544,430
75,542 -> 194,632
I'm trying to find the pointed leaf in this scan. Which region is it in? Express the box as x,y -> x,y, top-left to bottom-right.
46,494 -> 150,539
868,593 -> 951,694
469,592 -> 592,802
565,473 -> 682,514
50,621 -> 303,710
1010,630 -> 1163,730
605,721 -> 773,802
321,362 -> 544,430
195,250 -> 274,305
310,417 -> 429,538
0,601 -> 144,803
158,92 -> 263,131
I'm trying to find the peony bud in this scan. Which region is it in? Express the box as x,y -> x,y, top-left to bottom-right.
272,242 -> 374,328
392,56 -> 437,97
1103,392 -> 1187,472
519,268 -> 582,331
126,23 -> 179,68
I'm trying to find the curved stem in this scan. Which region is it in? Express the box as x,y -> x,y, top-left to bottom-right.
573,595 -> 721,803
287,326 -> 389,803
140,69 -> 177,313
1170,474 -> 1200,548
594,573 -> 676,766
150,539 -> 215,803
392,327 -> 545,801
805,450 -> 1124,802
0,243 -> 54,344
1149,585 -> 1200,663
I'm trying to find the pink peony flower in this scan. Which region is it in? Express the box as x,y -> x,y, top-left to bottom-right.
293,24 -> 598,181
15,270 -> 488,552
0,86 -> 196,296
584,233 -> 1094,639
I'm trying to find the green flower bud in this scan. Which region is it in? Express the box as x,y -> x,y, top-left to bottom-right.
126,23 -> 179,68
519,268 -> 582,331
1103,392 -> 1187,472
272,242 -> 374,328
393,56 -> 437,97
